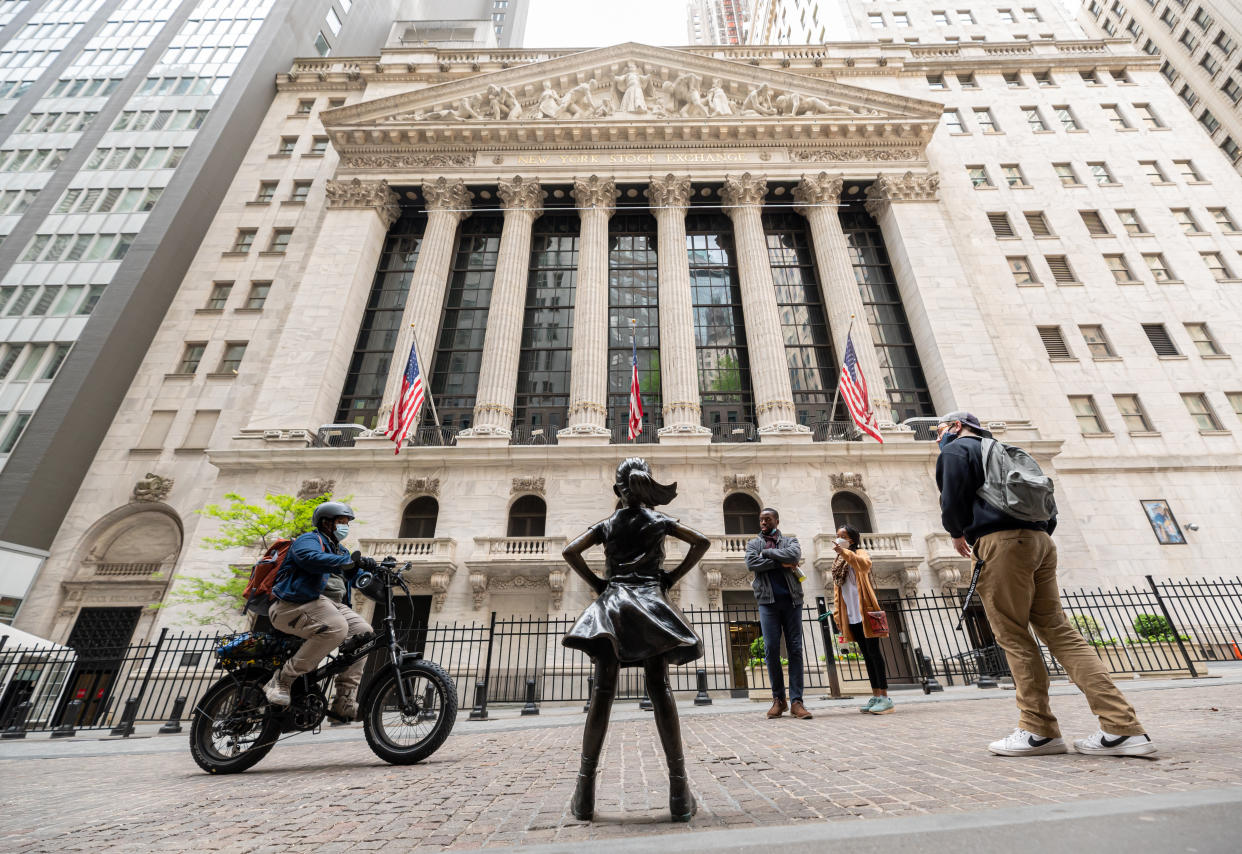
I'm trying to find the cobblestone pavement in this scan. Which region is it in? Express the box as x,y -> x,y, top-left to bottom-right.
2,681 -> 1240,853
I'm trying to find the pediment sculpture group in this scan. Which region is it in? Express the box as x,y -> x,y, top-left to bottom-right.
401,63 -> 881,123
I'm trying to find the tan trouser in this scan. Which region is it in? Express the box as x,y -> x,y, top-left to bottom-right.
269,596 -> 373,695
974,529 -> 1144,739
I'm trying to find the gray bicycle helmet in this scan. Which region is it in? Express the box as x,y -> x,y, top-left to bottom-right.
312,501 -> 355,530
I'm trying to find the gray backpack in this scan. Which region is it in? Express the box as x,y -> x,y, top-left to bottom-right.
977,438 -> 1057,522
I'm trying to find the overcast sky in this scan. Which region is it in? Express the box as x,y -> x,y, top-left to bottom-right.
523,0 -> 687,48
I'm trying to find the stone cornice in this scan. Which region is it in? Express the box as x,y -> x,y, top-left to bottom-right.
324,178 -> 401,226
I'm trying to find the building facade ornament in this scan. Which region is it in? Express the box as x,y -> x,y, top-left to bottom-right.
829,472 -> 865,492
497,176 -> 544,216
324,177 -> 401,226
469,570 -> 488,609
723,474 -> 757,494
132,473 -> 173,503
864,170 -> 941,215
719,172 -> 768,208
792,172 -> 844,213
296,479 -> 335,501
429,570 -> 452,610
342,153 -> 475,170
570,175 -> 620,213
644,174 -> 694,209
789,147 -> 924,162
404,477 -> 440,497
548,567 -> 566,611
511,476 -> 546,496
420,177 -> 473,218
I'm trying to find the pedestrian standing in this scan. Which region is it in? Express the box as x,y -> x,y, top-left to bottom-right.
830,524 -> 893,714
745,507 -> 812,720
935,411 -> 1156,756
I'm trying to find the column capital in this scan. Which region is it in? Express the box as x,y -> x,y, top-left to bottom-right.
793,172 -> 844,214
497,176 -> 544,217
325,178 -> 400,227
421,177 -> 473,220
571,175 -> 620,215
864,170 -> 940,215
644,174 -> 693,210
720,172 -> 767,214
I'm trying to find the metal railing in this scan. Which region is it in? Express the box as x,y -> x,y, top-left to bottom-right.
509,426 -> 559,446
709,422 -> 757,443
811,420 -> 861,442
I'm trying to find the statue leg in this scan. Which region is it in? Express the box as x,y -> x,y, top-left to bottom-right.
644,656 -> 696,822
572,655 -> 618,820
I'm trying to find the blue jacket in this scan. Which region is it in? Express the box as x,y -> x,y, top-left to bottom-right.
744,530 -> 804,606
272,531 -> 356,606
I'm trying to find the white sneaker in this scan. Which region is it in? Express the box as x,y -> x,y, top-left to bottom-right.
1073,730 -> 1157,756
263,672 -> 291,706
988,728 -> 1068,756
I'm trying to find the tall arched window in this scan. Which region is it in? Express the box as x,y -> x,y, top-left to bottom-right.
723,492 -> 761,535
831,492 -> 872,533
507,495 -> 546,537
399,496 -> 439,538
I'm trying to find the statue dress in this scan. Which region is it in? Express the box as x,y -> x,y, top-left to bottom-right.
615,65 -> 648,113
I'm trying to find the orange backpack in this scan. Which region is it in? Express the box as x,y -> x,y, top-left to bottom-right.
242,539 -> 294,616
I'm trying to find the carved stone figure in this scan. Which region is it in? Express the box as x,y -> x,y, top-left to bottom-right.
706,78 -> 732,116
614,61 -> 650,113
132,473 -> 173,503
511,476 -> 546,496
593,97 -> 614,117
560,77 -> 598,117
297,479 -> 335,501
536,81 -> 561,119
775,92 -> 844,117
562,458 -> 710,822
664,72 -> 708,117
483,84 -> 522,120
740,83 -> 776,116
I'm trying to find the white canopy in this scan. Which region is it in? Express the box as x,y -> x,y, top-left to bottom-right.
0,624 -> 72,652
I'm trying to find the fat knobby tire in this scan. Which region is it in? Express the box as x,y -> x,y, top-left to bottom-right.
362,659 -> 457,765
188,672 -> 281,774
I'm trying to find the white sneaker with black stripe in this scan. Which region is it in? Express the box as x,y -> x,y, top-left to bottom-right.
988,728 -> 1069,756
1073,730 -> 1157,756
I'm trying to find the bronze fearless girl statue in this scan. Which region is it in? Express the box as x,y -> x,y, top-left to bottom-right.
561,458 -> 710,822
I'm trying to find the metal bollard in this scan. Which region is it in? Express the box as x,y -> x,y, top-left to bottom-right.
158,696 -> 187,734
693,668 -> 712,706
467,679 -> 489,720
520,677 -> 539,716
976,674 -> 999,689
1,701 -> 30,739
109,697 -> 140,737
582,675 -> 594,712
51,699 -> 83,738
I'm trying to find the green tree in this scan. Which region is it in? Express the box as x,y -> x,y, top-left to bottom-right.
160,491 -> 341,627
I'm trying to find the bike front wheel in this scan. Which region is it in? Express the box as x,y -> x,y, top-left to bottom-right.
361,659 -> 457,765
189,671 -> 281,774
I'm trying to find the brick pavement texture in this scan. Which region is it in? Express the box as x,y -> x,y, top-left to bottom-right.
1,684 -> 1240,852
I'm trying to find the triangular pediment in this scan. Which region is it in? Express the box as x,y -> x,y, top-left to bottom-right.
322,43 -> 941,154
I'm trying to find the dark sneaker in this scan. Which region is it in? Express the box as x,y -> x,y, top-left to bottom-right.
988,728 -> 1068,756
1073,730 -> 1157,756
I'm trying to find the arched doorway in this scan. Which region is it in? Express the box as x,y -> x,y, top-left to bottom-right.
830,492 -> 872,533
507,495 -> 546,537
723,492 -> 761,536
399,496 -> 439,538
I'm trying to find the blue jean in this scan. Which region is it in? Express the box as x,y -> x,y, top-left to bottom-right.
758,598 -> 804,702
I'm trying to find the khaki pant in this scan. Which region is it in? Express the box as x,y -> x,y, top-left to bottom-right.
974,529 -> 1144,739
269,596 -> 373,696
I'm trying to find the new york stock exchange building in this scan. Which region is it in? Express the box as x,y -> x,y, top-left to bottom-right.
17,25 -> 1242,686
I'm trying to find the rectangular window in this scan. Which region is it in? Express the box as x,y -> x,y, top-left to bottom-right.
1034,69 -> 1054,87
1024,106 -> 1049,131
957,10 -> 975,24
13,344 -> 48,381
1116,209 -> 1145,234
933,10 -> 949,24
217,343 -> 247,374
289,180 -> 312,202
309,136 -> 328,155
1143,253 -> 1175,281
314,32 -> 330,57
1045,255 -> 1077,283
944,109 -> 964,132
957,72 -> 979,89
177,343 -> 206,374
1001,164 -> 1028,187
1214,31 -> 1237,54
295,99 -> 315,116
1054,105 -> 1081,129
1104,254 -> 1136,282
869,12 -> 884,28
1080,324 -> 1116,358
988,212 -> 1016,238
1141,160 -> 1169,183
1200,51 -> 1222,76
255,181 -> 276,203
999,9 -> 1017,23
276,136 -> 297,155
1069,395 -> 1107,434
967,165 -> 992,187
974,108 -> 999,132
1201,252 -> 1233,280
1024,211 -> 1053,236
1179,84 -> 1199,108
1182,393 -> 1223,431
0,413 -> 32,454
245,281 -> 271,310
1185,322 -> 1223,355
231,229 -> 256,253
267,228 -> 293,253
1003,72 -> 1024,88
1114,394 -> 1154,432
1054,162 -> 1080,186
135,410 -> 175,450
1142,323 -> 1180,356
1037,326 -> 1073,360
1191,7 -> 1213,28
1131,103 -> 1163,129
893,12 -> 910,26
1229,391 -> 1242,420
1172,208 -> 1202,233
205,282 -> 231,311
1102,104 -> 1131,129
1088,162 -> 1115,184
1080,210 -> 1109,235
1175,159 -> 1204,181
1222,74 -> 1242,103
1080,68 -> 1100,84
1008,255 -> 1037,284
181,410 -> 220,449
927,74 -> 947,89
1199,108 -> 1220,133
1209,207 -> 1238,230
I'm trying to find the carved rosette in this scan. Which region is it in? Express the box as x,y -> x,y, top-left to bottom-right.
720,172 -> 768,211
644,174 -> 693,209
325,178 -> 401,227
511,476 -> 546,496
863,171 -> 940,216
420,177 -> 473,221
497,176 -> 544,219
792,172 -> 844,215
571,175 -> 620,214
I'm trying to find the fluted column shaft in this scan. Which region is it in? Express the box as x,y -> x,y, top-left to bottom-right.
561,176 -> 617,441
461,177 -> 542,438
794,173 -> 893,426
380,178 -> 472,428
646,174 -> 709,439
721,173 -> 806,435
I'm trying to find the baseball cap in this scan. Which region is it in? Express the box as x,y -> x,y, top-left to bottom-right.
936,410 -> 992,438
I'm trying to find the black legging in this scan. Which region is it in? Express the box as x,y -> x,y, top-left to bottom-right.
849,621 -> 888,691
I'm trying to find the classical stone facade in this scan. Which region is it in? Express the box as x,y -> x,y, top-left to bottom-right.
13,32 -> 1242,649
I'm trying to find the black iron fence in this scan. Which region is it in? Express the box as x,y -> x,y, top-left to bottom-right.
3,575 -> 1240,734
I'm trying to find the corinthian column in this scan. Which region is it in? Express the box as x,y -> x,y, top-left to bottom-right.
456,177 -> 543,444
793,172 -> 893,426
646,174 -> 709,442
559,175 -> 618,444
379,177 -> 473,431
246,178 -> 400,433
720,172 -> 809,439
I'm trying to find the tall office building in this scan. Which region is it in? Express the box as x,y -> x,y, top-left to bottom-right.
1078,0 -> 1242,174
411,0 -> 529,48
747,0 -> 841,43
686,0 -> 752,45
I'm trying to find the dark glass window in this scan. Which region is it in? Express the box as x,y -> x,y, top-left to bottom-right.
686,213 -> 753,426
763,213 -> 839,426
723,492 -> 761,535
430,215 -> 504,430
513,214 -> 577,435
608,213 -> 661,436
840,201 -> 934,421
831,492 -> 872,533
507,495 -> 546,537
335,210 -> 424,427
399,496 -> 438,538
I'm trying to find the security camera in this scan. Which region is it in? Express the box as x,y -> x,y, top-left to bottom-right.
1185,523 -> 1200,532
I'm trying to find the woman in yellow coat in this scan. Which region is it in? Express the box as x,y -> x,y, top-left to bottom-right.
831,524 -> 894,714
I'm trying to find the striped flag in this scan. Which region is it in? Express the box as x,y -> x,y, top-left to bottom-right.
627,335 -> 644,441
384,338 -> 426,455
839,333 -> 883,443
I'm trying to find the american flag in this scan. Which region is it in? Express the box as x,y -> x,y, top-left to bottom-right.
384,337 -> 425,455
627,335 -> 644,441
839,332 -> 883,443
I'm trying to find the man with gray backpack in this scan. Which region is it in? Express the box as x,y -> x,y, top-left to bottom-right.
934,411 -> 1156,757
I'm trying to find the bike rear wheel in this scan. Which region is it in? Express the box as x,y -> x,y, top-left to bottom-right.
189,671 -> 281,774
362,660 -> 457,765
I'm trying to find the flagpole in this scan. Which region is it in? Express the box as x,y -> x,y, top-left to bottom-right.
828,314 -> 855,425
629,317 -> 638,442
409,321 -> 441,429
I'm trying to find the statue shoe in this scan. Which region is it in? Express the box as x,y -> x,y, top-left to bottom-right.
668,774 -> 697,822
570,755 -> 598,821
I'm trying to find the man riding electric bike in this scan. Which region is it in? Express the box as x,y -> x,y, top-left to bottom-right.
263,501 -> 379,720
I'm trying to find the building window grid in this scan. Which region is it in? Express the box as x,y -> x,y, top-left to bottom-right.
1114,394 -> 1154,433
1069,395 -> 1108,434
607,214 -> 661,434
1201,251 -> 1233,280
1182,393 -> 1224,431
1080,324 -> 1116,358
1185,322 -> 1223,355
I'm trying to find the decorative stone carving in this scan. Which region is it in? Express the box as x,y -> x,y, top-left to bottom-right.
936,564 -> 962,594
132,473 -> 173,503
341,152 -> 474,169
775,92 -> 852,116
571,175 -> 619,213
645,174 -> 693,209
490,574 -> 549,591
790,147 -> 924,162
559,77 -> 600,117
297,479 -> 335,501
511,476 -> 546,496
792,172 -> 844,212
405,477 -> 440,497
740,83 -> 777,116
421,177 -> 473,217
468,570 -> 488,609
706,78 -> 732,116
864,171 -> 941,216
429,570 -> 452,610
614,61 -> 651,113
324,178 -> 400,227
536,81 -> 561,118
720,172 -> 767,208
548,567 -> 566,610
497,176 -> 544,216
704,567 -> 722,609
829,472 -> 865,491
900,567 -> 921,598
723,474 -> 757,494
482,83 -> 522,120
662,72 -> 709,117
